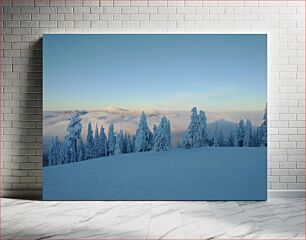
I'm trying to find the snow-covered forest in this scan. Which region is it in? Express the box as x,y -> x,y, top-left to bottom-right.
47,106 -> 267,166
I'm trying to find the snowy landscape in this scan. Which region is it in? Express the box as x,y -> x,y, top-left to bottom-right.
43,34 -> 267,200
44,106 -> 267,167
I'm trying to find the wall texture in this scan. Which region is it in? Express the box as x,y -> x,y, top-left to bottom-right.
0,0 -> 305,198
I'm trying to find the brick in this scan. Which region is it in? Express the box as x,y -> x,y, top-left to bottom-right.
121,7 -> 138,14
74,7 -> 90,14
103,7 -> 121,14
280,176 -> 296,183
177,7 -> 196,14
39,21 -> 57,28
12,14 -> 31,20
21,20 -> 39,27
158,7 -> 176,14
288,183 -> 305,189
57,7 -> 73,14
32,13 -> 49,20
65,14 -> 83,20
148,0 -> 167,7
83,0 -> 99,6
90,21 -> 107,28
74,21 -> 90,28
139,7 -> 157,14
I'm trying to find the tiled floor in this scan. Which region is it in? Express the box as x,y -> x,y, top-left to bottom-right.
2,197 -> 305,239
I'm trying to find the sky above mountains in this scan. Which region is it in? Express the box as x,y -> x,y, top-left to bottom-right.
44,34 -> 267,112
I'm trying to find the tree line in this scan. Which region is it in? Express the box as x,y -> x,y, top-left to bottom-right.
48,106 -> 267,166
180,106 -> 267,148
48,112 -> 171,166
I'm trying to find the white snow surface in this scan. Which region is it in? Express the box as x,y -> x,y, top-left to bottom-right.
43,147 -> 267,200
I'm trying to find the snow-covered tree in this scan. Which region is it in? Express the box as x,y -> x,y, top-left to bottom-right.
65,112 -> 83,163
78,138 -> 85,162
115,130 -> 124,155
52,137 -> 63,165
212,137 -> 219,147
188,107 -> 199,147
185,107 -> 208,148
228,131 -> 235,147
108,123 -> 116,155
166,118 -> 171,147
57,138 -> 65,164
244,119 -> 252,147
218,132 -> 226,147
122,131 -> 128,153
227,128 -> 238,147
176,141 -> 182,148
48,137 -> 56,166
126,134 -> 132,153
182,131 -> 191,149
131,134 -> 136,152
135,112 -> 152,152
153,116 -> 171,152
85,122 -> 95,160
251,128 -> 259,147
98,126 -> 107,157
93,124 -> 100,158
237,119 -> 245,147
63,136 -> 71,164
198,110 -> 208,146
260,105 -> 267,147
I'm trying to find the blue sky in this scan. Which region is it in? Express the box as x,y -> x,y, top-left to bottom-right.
43,34 -> 267,112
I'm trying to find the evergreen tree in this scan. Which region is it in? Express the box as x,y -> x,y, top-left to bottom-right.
153,124 -> 157,138
182,131 -> 191,149
85,122 -> 95,159
228,131 -> 236,147
218,132 -> 225,147
48,137 -> 56,166
152,124 -> 158,149
58,140 -> 65,164
93,124 -> 100,158
188,107 -> 199,147
65,112 -> 83,163
78,138 -> 85,162
135,112 -> 152,152
244,119 -> 252,147
260,105 -> 267,147
251,128 -> 259,147
198,110 -> 208,146
126,134 -> 132,153
52,136 -> 62,165
237,119 -> 245,147
98,126 -> 107,157
166,118 -> 171,147
213,137 -> 219,147
185,107 -> 208,148
212,124 -> 219,147
131,134 -> 136,152
115,130 -> 124,155
122,131 -> 128,153
153,116 -> 171,152
63,135 -> 71,164
108,123 -> 116,155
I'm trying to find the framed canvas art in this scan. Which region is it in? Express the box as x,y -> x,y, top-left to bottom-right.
43,34 -> 267,200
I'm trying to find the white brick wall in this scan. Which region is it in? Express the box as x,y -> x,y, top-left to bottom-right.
1,0 -> 305,198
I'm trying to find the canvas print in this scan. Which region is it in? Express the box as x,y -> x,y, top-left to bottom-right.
43,34 -> 267,200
